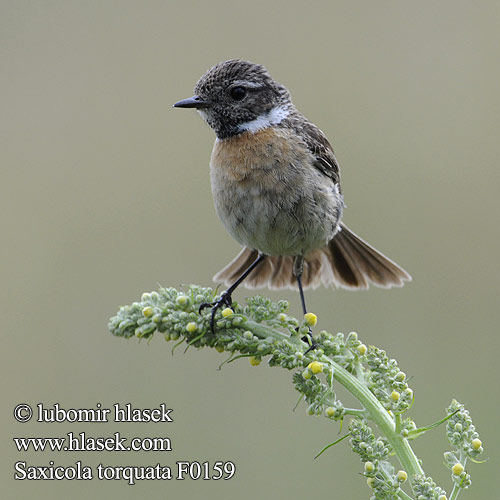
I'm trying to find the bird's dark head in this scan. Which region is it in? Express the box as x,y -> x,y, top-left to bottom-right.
174,59 -> 292,139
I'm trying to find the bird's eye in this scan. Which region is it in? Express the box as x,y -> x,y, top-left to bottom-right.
230,86 -> 246,100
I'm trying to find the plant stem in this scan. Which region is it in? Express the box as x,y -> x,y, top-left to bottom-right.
343,408 -> 368,417
449,483 -> 460,500
324,358 -> 424,480
398,489 -> 415,500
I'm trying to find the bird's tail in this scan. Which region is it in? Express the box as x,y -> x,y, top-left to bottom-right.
213,223 -> 411,290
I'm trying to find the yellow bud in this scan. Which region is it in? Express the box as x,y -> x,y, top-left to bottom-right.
302,369 -> 312,380
307,361 -> 323,374
249,356 -> 261,366
185,322 -> 197,333
366,477 -> 375,488
437,495 -> 447,500
325,407 -> 336,418
390,391 -> 400,402
471,438 -> 482,450
142,306 -> 154,318
396,470 -> 407,482
364,461 -> 375,473
304,312 -> 317,327
357,343 -> 367,355
221,307 -> 233,318
215,345 -> 224,353
452,463 -> 464,475
176,295 -> 188,306
278,313 -> 287,322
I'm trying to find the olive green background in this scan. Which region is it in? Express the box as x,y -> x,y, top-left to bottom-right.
2,1 -> 498,499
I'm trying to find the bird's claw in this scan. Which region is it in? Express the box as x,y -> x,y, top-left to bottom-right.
300,327 -> 318,353
198,291 -> 233,334
303,337 -> 318,354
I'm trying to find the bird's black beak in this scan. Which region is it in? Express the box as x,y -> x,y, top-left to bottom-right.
173,95 -> 211,109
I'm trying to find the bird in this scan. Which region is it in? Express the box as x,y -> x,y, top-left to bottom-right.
174,59 -> 410,334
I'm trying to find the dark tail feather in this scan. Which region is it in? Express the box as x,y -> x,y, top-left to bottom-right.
213,224 -> 411,290
326,223 -> 411,289
213,248 -> 299,290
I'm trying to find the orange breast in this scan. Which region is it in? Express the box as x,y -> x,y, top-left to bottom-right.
210,127 -> 306,184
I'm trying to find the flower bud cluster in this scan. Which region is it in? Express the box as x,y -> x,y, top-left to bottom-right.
110,287 -> 416,434
349,418 -> 391,462
308,330 -> 361,373
399,417 -> 418,438
349,420 -> 408,499
443,451 -> 471,489
324,401 -> 345,421
366,347 -> 413,413
108,288 -> 197,340
313,331 -> 348,357
110,286 -> 485,500
110,286 -> 260,352
243,296 -> 297,331
365,463 -> 404,500
412,475 -> 448,500
110,287 -> 336,366
218,329 -> 273,357
292,367 -> 336,417
268,341 -> 310,369
286,343 -> 349,418
445,400 -> 483,459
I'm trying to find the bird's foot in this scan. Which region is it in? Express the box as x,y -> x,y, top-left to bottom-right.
199,291 -> 233,334
301,328 -> 318,353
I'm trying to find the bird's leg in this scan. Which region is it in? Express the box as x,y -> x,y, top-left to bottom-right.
293,256 -> 317,351
294,256 -> 308,317
199,253 -> 266,334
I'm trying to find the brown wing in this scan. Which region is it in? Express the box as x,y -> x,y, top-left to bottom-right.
283,115 -> 341,187
303,121 -> 341,186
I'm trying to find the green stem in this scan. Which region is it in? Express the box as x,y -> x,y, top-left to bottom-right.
326,359 -> 424,480
398,489 -> 415,500
449,483 -> 460,500
395,413 -> 403,434
343,408 -> 368,417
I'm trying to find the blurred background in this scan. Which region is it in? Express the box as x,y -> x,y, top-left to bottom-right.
1,1 -> 498,498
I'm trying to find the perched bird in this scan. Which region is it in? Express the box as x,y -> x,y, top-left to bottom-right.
174,59 -> 410,331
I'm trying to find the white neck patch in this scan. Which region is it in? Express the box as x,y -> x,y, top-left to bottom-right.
237,106 -> 290,134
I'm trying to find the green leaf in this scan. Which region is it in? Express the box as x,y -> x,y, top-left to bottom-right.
314,432 -> 351,459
